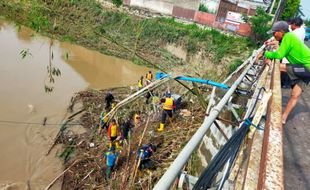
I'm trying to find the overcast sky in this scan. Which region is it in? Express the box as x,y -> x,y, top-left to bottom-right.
301,0 -> 310,19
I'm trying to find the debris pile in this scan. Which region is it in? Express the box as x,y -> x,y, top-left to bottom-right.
52,82 -> 205,189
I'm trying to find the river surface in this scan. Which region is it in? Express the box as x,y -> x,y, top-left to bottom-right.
0,20 -> 150,189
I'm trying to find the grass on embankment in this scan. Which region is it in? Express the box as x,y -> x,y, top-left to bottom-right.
0,0 -> 254,76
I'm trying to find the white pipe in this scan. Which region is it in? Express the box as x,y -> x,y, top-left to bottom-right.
153,45 -> 265,190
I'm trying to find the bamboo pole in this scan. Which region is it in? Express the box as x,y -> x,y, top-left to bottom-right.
130,117 -> 150,187
45,159 -> 79,190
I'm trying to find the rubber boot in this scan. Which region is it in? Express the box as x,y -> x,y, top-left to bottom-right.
157,123 -> 164,132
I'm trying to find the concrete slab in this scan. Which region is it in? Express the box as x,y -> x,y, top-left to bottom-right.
283,40 -> 310,190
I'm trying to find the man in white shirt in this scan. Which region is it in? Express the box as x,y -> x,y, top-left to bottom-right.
290,17 -> 306,42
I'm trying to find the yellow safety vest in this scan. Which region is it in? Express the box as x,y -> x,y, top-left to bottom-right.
110,124 -> 118,137
147,73 -> 153,81
163,97 -> 174,110
138,80 -> 143,88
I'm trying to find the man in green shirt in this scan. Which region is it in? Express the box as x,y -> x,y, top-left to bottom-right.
263,21 -> 310,124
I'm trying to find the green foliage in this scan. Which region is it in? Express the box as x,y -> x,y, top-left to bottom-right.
280,0 -> 301,20
187,39 -> 198,54
271,0 -> 280,14
61,35 -> 75,42
242,14 -> 249,23
229,59 -> 243,73
112,0 -> 123,7
1,0 -> 252,74
27,3 -> 51,32
198,4 -> 210,13
248,7 -> 272,43
305,19 -> 310,27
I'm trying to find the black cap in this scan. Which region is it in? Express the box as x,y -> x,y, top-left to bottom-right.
267,21 -> 289,34
291,17 -> 303,26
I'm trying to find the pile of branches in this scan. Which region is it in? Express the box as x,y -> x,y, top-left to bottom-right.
57,86 -> 205,189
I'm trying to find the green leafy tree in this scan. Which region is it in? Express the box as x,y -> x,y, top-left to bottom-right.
304,19 -> 310,27
247,7 -> 272,43
112,0 -> 122,7
280,0 -> 300,20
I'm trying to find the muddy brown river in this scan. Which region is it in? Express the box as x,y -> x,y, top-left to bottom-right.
0,20 -> 150,189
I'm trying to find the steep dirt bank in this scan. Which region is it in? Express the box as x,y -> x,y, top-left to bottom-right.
0,0 -> 253,79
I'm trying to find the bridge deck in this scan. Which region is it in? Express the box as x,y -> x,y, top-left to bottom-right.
283,41 -> 310,190
283,86 -> 310,190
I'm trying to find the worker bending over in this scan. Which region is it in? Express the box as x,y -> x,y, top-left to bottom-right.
104,146 -> 119,180
137,144 -> 156,170
261,21 -> 310,124
158,92 -> 175,132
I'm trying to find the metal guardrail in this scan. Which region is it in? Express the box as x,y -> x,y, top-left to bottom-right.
153,45 -> 266,190
257,59 -> 284,189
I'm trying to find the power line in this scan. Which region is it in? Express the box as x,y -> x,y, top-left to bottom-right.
0,119 -> 81,126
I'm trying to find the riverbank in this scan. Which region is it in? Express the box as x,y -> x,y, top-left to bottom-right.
0,19 -> 152,189
0,0 -> 253,78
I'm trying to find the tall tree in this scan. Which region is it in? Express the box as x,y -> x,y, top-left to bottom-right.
280,0 -> 300,20
246,7 -> 272,43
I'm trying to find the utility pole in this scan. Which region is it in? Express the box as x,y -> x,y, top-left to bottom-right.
269,0 -> 276,14
272,0 -> 286,24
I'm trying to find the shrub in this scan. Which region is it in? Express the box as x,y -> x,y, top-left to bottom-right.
112,0 -> 122,7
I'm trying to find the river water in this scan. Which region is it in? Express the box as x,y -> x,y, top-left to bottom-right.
0,20 -> 150,189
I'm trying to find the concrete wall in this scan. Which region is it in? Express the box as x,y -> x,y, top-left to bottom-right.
160,0 -> 200,10
173,6 -> 196,20
124,0 -> 252,36
194,12 -> 216,26
130,0 -> 174,15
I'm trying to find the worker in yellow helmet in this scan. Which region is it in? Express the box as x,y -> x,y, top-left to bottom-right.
138,76 -> 144,89
145,71 -> 153,85
158,92 -> 175,132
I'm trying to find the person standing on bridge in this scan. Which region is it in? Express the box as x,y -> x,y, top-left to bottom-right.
262,21 -> 310,124
290,17 -> 306,42
267,18 -> 307,88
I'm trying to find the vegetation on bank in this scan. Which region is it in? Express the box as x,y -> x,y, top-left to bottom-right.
0,0 -> 253,76
243,7 -> 272,43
